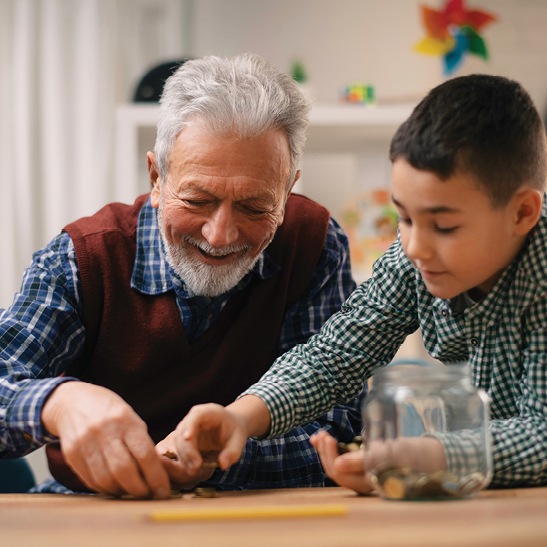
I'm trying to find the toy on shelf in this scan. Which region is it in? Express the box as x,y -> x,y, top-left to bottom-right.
290,59 -> 315,100
290,60 -> 307,84
340,83 -> 375,105
415,0 -> 497,76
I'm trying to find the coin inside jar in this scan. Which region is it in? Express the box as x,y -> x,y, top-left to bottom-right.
458,472 -> 485,497
382,477 -> 407,499
371,465 -> 485,500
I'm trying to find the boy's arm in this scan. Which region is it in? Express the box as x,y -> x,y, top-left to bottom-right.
487,298 -> 547,487
244,240 -> 419,440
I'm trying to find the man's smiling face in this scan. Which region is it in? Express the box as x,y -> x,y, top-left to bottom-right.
148,123 -> 295,297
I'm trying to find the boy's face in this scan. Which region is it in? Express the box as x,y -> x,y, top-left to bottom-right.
391,159 -> 526,300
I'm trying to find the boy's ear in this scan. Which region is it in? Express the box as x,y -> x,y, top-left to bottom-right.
513,188 -> 543,236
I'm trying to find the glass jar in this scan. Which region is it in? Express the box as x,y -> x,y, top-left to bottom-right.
361,362 -> 493,500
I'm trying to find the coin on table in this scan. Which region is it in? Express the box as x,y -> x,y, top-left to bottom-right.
194,487 -> 217,498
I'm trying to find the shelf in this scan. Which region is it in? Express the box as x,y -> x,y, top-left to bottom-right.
116,101 -> 415,128
114,101 -> 415,203
309,102 -> 415,125
306,102 -> 415,153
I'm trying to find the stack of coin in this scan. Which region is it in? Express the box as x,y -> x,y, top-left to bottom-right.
369,464 -> 485,500
337,436 -> 364,454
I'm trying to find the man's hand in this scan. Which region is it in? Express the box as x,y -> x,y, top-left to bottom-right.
311,430 -> 447,495
156,431 -> 217,490
41,381 -> 170,498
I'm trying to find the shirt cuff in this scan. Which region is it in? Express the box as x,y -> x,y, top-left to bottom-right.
239,381 -> 297,439
426,429 -> 492,486
5,376 -> 81,449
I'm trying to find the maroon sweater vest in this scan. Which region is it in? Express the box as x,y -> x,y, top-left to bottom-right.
46,193 -> 330,491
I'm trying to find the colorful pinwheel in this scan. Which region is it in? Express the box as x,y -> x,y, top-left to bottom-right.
415,0 -> 497,76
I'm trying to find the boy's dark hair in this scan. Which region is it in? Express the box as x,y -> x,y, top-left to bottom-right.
390,74 -> 547,207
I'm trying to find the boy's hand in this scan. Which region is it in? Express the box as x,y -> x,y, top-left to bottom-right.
311,430 -> 374,494
363,436 -> 447,474
311,430 -> 447,495
172,395 -> 272,476
156,432 -> 216,490
172,403 -> 251,475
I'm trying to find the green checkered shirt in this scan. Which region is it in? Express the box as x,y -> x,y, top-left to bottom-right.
243,202 -> 547,487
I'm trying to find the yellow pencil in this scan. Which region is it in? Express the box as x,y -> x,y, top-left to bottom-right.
149,503 -> 348,522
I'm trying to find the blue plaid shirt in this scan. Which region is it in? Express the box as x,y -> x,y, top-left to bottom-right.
0,197 -> 362,490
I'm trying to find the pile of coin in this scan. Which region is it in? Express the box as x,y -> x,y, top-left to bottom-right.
369,464 -> 485,500
337,436 -> 364,454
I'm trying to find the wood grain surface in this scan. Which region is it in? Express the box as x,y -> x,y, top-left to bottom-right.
2,486 -> 547,547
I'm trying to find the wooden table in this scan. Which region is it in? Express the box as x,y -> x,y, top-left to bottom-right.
2,486 -> 547,547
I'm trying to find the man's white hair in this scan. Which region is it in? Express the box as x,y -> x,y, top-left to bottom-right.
154,53 -> 311,190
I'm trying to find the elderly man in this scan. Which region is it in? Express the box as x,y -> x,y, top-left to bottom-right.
0,54 -> 362,498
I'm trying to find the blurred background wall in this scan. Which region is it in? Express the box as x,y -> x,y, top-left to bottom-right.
2,0 -> 547,482
3,0 -> 547,308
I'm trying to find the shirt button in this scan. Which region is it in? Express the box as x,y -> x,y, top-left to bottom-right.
471,337 -> 480,347
441,309 -> 448,317
23,433 -> 32,442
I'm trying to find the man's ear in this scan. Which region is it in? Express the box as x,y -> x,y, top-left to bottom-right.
513,188 -> 543,236
277,170 -> 301,226
148,152 -> 161,209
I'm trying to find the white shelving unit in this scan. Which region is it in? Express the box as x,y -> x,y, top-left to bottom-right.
114,101 -> 416,203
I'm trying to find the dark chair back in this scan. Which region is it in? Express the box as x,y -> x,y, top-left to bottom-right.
0,458 -> 36,493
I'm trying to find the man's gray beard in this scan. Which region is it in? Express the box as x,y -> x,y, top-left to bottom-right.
157,201 -> 265,298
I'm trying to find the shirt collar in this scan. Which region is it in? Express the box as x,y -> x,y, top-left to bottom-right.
131,196 -> 280,296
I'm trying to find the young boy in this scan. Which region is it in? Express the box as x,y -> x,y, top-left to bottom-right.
167,74 -> 547,493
